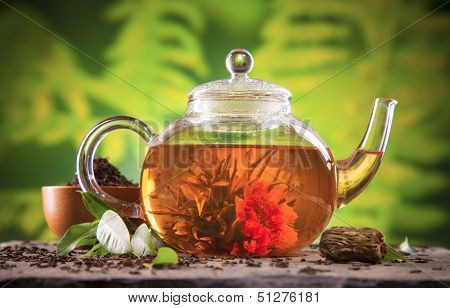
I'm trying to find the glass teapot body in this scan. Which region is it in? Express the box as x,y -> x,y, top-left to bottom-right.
139,108 -> 336,256
77,49 -> 396,256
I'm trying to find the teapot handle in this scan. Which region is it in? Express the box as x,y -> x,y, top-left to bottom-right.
76,116 -> 155,219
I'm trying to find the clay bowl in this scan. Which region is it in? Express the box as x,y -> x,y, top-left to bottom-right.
42,186 -> 140,238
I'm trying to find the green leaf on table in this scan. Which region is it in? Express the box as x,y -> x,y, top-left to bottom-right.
96,210 -> 131,254
83,243 -> 110,257
83,243 -> 102,257
152,247 -> 178,266
56,222 -> 97,256
383,246 -> 411,262
96,246 -> 110,257
77,237 -> 98,247
81,192 -> 113,219
131,223 -> 156,257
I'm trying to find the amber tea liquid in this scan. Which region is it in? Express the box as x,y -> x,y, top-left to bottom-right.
141,144 -> 345,256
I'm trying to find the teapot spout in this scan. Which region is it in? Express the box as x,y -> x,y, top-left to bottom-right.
337,98 -> 398,207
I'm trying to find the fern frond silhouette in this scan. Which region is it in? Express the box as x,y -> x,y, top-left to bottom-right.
0,10 -> 94,151
89,0 -> 208,125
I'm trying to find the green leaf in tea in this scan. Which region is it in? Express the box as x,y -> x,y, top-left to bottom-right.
152,247 -> 178,266
96,210 -> 132,254
56,222 -> 97,256
131,223 -> 156,257
81,192 -> 113,219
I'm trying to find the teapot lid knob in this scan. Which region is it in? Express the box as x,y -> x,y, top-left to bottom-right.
226,49 -> 253,75
188,48 -> 291,103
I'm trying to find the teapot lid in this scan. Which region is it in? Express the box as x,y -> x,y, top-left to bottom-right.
188,49 -> 292,103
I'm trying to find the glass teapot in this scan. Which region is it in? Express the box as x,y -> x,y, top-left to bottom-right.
77,49 -> 397,257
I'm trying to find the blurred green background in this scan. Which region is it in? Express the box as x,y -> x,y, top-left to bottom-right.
0,0 -> 449,246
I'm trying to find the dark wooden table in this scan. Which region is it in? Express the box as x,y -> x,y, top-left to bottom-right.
0,241 -> 449,287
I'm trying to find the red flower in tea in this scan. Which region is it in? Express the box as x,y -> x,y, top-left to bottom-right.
231,181 -> 298,256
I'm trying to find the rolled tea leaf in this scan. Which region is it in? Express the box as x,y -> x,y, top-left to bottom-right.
319,226 -> 387,263
96,210 -> 131,254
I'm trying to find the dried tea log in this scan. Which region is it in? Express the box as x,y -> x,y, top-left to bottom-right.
319,226 -> 387,263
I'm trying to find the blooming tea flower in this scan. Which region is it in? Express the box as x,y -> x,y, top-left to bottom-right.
231,181 -> 298,256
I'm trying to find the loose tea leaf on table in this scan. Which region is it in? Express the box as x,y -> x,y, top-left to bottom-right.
68,157 -> 137,187
319,226 -> 387,263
